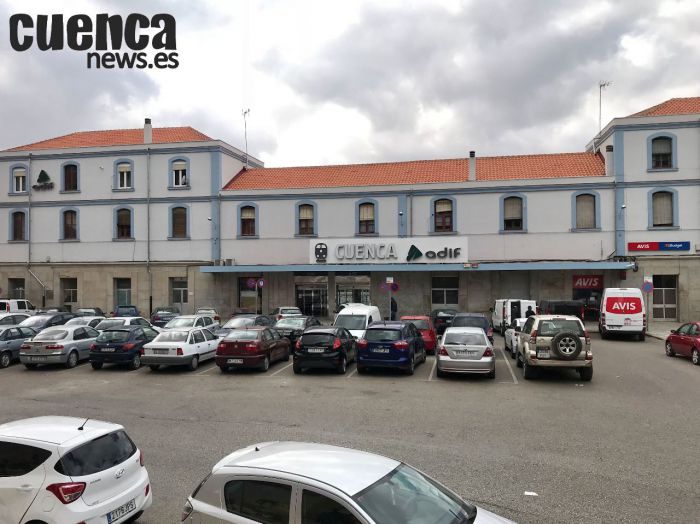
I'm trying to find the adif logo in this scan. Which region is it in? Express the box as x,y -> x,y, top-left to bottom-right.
605,297 -> 642,314
406,245 -> 423,262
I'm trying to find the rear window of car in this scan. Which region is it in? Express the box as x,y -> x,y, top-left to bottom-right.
537,319 -> 584,336
276,318 -> 306,328
406,319 -> 429,330
96,319 -> 125,330
19,316 -> 50,328
66,317 -> 88,326
223,317 -> 254,329
364,329 -> 402,342
444,332 -> 488,346
55,430 -> 136,477
224,330 -> 260,340
0,441 -> 52,477
96,330 -> 130,343
451,316 -> 487,329
300,333 -> 335,345
34,330 -> 68,341
155,331 -> 189,342
281,308 -> 301,315
166,318 -> 196,328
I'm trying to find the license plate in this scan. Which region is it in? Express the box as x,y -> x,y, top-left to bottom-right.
537,350 -> 550,359
453,350 -> 478,358
153,349 -> 169,355
227,358 -> 244,364
308,347 -> 325,353
372,348 -> 390,353
30,356 -> 47,362
102,347 -> 116,352
107,498 -> 136,523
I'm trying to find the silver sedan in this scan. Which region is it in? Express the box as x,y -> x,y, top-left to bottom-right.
437,326 -> 496,378
20,325 -> 100,369
0,326 -> 37,368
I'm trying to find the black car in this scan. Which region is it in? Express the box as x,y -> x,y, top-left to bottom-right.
274,316 -> 322,343
430,308 -> 458,335
293,326 -> 357,374
113,305 -> 139,317
451,313 -> 494,342
89,325 -> 159,370
18,312 -> 76,331
151,306 -> 181,327
538,300 -> 585,320
215,314 -> 272,338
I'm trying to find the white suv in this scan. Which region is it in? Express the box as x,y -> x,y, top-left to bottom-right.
0,416 -> 152,524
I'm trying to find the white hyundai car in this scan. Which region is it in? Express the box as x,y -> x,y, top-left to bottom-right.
182,441 -> 514,523
141,327 -> 219,371
0,416 -> 152,524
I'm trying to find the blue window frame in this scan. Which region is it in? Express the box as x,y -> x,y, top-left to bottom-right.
647,132 -> 677,171
237,202 -> 258,238
8,208 -> 28,242
571,191 -> 601,231
168,157 -> 191,190
60,161 -> 80,193
169,204 -> 190,239
355,199 -> 378,235
647,188 -> 679,229
59,207 -> 80,241
113,159 -> 135,191
295,200 -> 317,236
499,193 -> 527,233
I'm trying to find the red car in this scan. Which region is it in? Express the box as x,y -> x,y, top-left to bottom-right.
665,322 -> 700,366
400,315 -> 437,354
216,327 -> 290,372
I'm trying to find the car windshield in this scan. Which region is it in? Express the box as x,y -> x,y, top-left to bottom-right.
365,329 -> 402,342
276,318 -> 305,328
451,316 -> 487,329
537,319 -> 584,336
65,318 -> 89,326
354,464 -> 476,524
34,330 -> 68,341
96,330 -> 130,342
155,331 -> 189,342
224,330 -> 260,341
166,318 -> 196,328
223,317 -> 254,329
96,319 -> 125,330
281,308 -> 301,315
334,315 -> 367,330
444,333 -> 487,346
19,316 -> 51,328
406,319 -> 429,330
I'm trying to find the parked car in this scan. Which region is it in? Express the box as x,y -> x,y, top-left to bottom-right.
538,300 -> 585,320
95,316 -> 158,332
0,416 -> 152,524
401,315 -> 438,353
215,327 -> 290,372
142,327 -> 219,371
430,308 -> 459,335
0,298 -> 35,313
65,315 -> 105,329
214,314 -> 272,338
195,306 -> 221,322
515,315 -> 593,381
333,304 -> 382,338
274,316 -> 322,343
451,313 -> 494,342
492,299 -> 537,335
357,320 -> 427,375
665,322 -> 700,366
293,326 -> 357,374
89,325 -> 159,370
150,306 -> 180,327
19,325 -> 99,369
35,306 -> 71,314
0,326 -> 37,368
182,441 -> 513,524
437,327 -> 496,378
75,306 -> 106,317
163,314 -> 219,331
504,317 -> 528,356
0,312 -> 30,326
19,312 -> 76,332
270,306 -> 303,321
599,287 -> 646,341
113,304 -> 139,317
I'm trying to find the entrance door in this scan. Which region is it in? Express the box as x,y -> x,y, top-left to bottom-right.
652,275 -> 677,320
296,287 -> 328,317
170,278 -> 188,314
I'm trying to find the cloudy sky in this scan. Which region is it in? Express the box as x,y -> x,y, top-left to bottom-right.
0,0 -> 698,166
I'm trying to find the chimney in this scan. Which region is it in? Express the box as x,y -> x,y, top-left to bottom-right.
605,145 -> 614,177
144,118 -> 152,144
468,151 -> 476,181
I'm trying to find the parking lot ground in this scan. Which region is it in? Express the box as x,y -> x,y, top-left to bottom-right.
1,334 -> 699,523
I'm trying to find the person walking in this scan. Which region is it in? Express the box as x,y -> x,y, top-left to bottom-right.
525,305 -> 535,318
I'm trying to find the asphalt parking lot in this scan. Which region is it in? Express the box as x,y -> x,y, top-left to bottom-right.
1,332 -> 699,523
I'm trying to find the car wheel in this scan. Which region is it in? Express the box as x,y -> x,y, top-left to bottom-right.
692,348 -> 700,366
336,355 -> 347,375
516,351 -> 523,368
487,367 -> 496,379
65,351 -> 79,369
283,347 -> 290,362
579,367 -> 593,381
188,355 -> 199,371
510,346 -> 516,359
599,325 -> 608,340
260,355 -> 270,372
436,366 -> 446,378
522,358 -> 535,380
130,353 -> 141,370
405,354 -> 415,375
149,364 -> 160,372
24,363 -> 38,370
90,362 -> 103,370
665,342 -> 675,357
293,364 -> 302,374
0,351 -> 11,369
638,333 -> 646,342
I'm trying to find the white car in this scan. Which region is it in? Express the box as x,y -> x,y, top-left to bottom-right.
141,327 -> 218,371
504,317 -> 528,357
162,314 -> 219,332
0,416 -> 152,524
65,315 -> 105,329
182,441 -> 514,523
95,316 -> 161,332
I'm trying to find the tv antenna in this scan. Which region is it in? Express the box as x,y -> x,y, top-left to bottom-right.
598,81 -> 612,132
242,108 -> 250,168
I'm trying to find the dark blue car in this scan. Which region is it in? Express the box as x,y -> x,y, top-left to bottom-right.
357,321 -> 427,375
89,325 -> 159,370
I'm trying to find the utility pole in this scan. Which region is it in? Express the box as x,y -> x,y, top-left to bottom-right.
242,108 -> 250,168
599,81 -> 612,132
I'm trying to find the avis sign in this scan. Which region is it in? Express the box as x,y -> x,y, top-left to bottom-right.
572,275 -> 602,289
605,297 -> 642,314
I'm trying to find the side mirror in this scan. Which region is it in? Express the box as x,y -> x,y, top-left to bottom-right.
670,329 -> 677,335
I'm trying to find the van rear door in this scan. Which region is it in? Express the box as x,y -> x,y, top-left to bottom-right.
603,290 -> 644,330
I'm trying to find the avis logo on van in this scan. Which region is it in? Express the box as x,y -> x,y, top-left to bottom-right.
605,297 -> 642,314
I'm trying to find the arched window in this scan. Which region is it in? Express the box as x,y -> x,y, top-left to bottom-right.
652,191 -> 674,227
116,209 -> 132,239
240,206 -> 256,236
358,203 -> 375,234
63,164 -> 78,192
575,194 -> 596,229
434,199 -> 453,232
651,137 -> 672,169
171,206 -> 187,238
117,162 -> 132,189
11,211 -> 26,241
172,160 -> 188,187
503,197 -> 523,231
298,204 -> 314,235
63,210 -> 77,240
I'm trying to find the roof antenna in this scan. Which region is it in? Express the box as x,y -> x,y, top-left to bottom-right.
242,108 -> 250,169
77,418 -> 89,431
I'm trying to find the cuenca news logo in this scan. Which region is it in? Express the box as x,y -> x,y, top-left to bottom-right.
8,13 -> 179,69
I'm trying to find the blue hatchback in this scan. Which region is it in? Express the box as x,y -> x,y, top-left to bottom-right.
89,325 -> 159,370
357,321 -> 427,375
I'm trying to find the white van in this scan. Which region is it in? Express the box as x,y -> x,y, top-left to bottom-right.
0,299 -> 35,314
333,304 -> 382,339
491,299 -> 537,335
599,288 -> 646,340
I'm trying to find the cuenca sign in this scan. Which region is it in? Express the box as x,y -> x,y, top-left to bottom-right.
572,275 -> 603,289
627,241 -> 690,251
310,238 -> 468,264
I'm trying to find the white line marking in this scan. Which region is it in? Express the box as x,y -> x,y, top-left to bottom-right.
498,347 -> 519,385
268,362 -> 293,376
524,491 -> 538,497
346,366 -> 358,378
196,364 -> 217,375
427,357 -> 437,381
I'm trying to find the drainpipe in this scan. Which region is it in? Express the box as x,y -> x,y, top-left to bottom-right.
27,153 -> 32,266
146,145 -> 152,316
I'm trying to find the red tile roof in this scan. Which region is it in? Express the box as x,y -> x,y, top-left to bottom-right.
223,152 -> 605,190
5,127 -> 212,151
628,97 -> 700,117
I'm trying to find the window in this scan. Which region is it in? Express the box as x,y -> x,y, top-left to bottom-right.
63,164 -> 78,191
240,206 -> 256,236
171,206 -> 187,238
12,167 -> 26,193
358,202 -> 375,234
61,278 -> 78,303
11,211 -> 26,241
302,490 -> 360,524
170,278 -> 188,305
55,431 -> 136,477
0,441 -> 52,477
8,278 -> 25,299
117,163 -> 132,189
298,204 -> 315,235
434,199 -> 453,232
651,137 -> 672,169
503,197 -> 523,231
652,191 -> 673,227
575,194 -> 596,229
224,480 -> 291,524
114,278 -> 132,308
172,160 -> 188,187
431,276 -> 459,305
192,330 -> 205,344
652,275 -> 677,320
116,208 -> 132,239
62,210 -> 77,240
